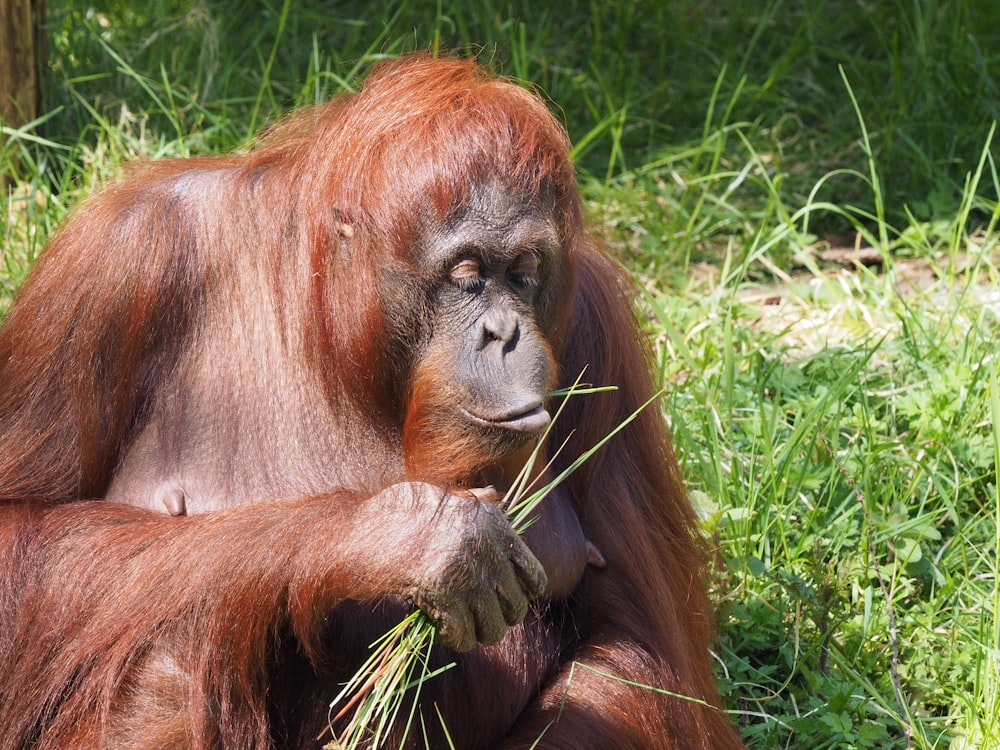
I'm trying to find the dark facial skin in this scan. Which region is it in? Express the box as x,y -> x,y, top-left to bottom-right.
389,186 -> 602,610
400,186 -> 562,462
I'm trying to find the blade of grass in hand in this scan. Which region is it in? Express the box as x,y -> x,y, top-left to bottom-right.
324,374 -> 659,748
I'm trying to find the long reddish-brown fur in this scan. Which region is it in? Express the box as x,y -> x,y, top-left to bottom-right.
0,54 -> 744,749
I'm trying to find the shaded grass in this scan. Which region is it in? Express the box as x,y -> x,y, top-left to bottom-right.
19,0 -> 1000,223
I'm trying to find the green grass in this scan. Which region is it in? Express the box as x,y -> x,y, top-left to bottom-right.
3,1 -> 1000,747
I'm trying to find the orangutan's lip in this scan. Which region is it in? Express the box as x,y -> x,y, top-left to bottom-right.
465,404 -> 551,434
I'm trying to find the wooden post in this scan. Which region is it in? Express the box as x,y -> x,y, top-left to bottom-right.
0,0 -> 44,126
1,0 -> 44,191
